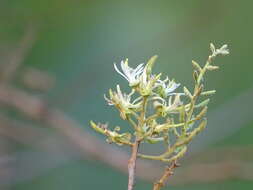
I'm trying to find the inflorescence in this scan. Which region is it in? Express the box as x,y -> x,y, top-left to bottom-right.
90,43 -> 229,163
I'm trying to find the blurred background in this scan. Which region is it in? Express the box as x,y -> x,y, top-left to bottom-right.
0,0 -> 253,189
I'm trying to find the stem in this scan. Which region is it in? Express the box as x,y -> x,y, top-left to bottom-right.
127,96 -> 147,190
128,117 -> 138,131
153,161 -> 179,190
127,139 -> 140,190
139,97 -> 148,127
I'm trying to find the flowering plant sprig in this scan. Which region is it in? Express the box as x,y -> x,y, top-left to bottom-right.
90,43 -> 229,190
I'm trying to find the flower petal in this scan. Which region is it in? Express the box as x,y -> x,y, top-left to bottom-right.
120,60 -> 132,78
114,63 -> 129,81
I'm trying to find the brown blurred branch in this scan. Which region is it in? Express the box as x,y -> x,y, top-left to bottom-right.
20,67 -> 55,91
1,26 -> 36,83
0,84 -> 162,180
0,115 -> 77,155
0,27 -> 37,190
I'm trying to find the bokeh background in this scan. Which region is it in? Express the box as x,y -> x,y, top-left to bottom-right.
0,0 -> 253,189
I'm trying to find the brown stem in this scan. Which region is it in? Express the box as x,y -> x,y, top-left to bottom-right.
128,139 -> 141,190
153,161 -> 179,190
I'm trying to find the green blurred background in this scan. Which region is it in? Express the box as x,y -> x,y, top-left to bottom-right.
1,0 -> 253,189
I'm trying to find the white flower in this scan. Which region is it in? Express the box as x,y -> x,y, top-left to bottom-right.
167,94 -> 183,109
152,93 -> 183,117
138,66 -> 162,96
155,77 -> 180,97
114,59 -> 144,86
140,67 -> 148,86
211,43 -> 229,56
216,44 -> 229,55
104,85 -> 141,119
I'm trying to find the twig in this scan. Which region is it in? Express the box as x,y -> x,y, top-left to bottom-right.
1,26 -> 36,83
127,96 -> 148,190
153,161 -> 179,190
128,139 -> 140,190
21,67 -> 55,91
0,114 -> 78,155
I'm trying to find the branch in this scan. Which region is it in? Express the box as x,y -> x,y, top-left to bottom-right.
1,26 -> 36,83
127,96 -> 148,190
128,139 -> 140,190
21,67 -> 55,91
0,115 -> 78,155
153,161 -> 179,190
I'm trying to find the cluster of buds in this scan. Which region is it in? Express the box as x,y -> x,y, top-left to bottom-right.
91,43 -> 229,163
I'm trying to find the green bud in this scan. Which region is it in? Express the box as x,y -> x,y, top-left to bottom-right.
90,121 -> 105,134
195,99 -> 210,108
145,136 -> 164,144
193,70 -> 198,83
146,55 -> 158,76
192,60 -> 202,72
179,106 -> 186,123
195,106 -> 208,120
197,118 -> 207,131
201,90 -> 216,96
206,65 -> 219,71
114,126 -> 121,132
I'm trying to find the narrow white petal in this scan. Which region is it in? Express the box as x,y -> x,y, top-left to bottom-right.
104,94 -> 113,105
116,85 -> 124,100
141,67 -> 148,84
220,44 -> 228,50
134,63 -> 144,74
121,61 -> 132,78
132,96 -> 142,104
168,96 -> 172,106
151,96 -> 166,104
166,83 -> 180,94
114,63 -> 129,81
